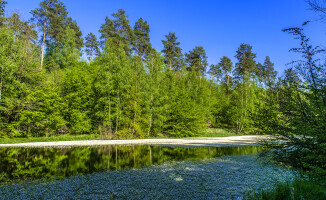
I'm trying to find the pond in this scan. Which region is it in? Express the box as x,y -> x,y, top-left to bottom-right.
0,145 -> 297,199
0,145 -> 260,183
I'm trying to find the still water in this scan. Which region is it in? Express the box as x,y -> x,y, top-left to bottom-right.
0,145 -> 260,184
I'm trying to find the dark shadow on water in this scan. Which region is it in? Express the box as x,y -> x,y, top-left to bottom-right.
0,145 -> 261,184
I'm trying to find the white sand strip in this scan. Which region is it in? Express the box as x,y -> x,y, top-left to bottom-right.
0,135 -> 269,148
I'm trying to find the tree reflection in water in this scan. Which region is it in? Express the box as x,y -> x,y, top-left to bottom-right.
0,145 -> 260,183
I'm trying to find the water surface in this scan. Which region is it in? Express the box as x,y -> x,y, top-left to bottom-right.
0,145 -> 260,183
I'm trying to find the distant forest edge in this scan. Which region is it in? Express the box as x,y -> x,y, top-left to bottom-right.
0,0 -> 324,140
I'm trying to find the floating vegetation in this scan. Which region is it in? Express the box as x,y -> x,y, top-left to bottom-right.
0,155 -> 298,200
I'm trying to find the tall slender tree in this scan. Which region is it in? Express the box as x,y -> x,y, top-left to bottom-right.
66,17 -> 84,50
0,0 -> 6,26
44,0 -> 68,44
232,44 -> 257,134
85,32 -> 100,61
30,0 -> 49,69
234,43 -> 256,82
133,18 -> 151,60
255,62 -> 265,86
208,64 -> 222,82
30,0 -> 68,69
99,9 -> 134,55
0,0 -> 6,17
216,56 -> 233,93
185,46 -> 208,74
263,56 -> 277,88
161,32 -> 183,71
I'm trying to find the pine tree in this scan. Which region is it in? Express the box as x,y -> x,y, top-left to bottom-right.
30,0 -> 49,69
99,9 -> 134,55
185,46 -> 208,74
210,56 -> 233,93
208,64 -> 222,82
234,44 -> 256,82
31,0 -> 68,69
0,0 -> 7,26
133,18 -> 151,60
45,27 -> 80,70
161,32 -> 183,71
0,0 -> 6,17
44,0 -> 68,44
85,32 -> 100,61
232,44 -> 257,134
255,62 -> 265,86
66,17 -> 84,50
263,56 -> 277,88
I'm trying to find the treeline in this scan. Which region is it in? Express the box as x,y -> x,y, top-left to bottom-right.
0,0 -> 316,139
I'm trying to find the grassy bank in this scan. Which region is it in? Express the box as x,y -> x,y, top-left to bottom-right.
0,128 -> 245,144
245,179 -> 326,200
0,134 -> 98,144
199,128 -> 245,137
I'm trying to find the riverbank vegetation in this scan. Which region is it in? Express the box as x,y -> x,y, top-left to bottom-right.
248,0 -> 326,198
0,0 -> 280,139
0,128 -> 238,144
246,179 -> 326,200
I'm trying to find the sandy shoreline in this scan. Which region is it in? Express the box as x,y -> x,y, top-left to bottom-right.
0,135 -> 269,148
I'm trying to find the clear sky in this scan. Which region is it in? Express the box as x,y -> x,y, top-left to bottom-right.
5,0 -> 326,74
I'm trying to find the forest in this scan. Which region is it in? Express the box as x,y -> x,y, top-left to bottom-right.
0,0 -> 325,148
0,0 -> 281,139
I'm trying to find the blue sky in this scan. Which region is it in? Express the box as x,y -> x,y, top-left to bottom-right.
6,0 -> 326,74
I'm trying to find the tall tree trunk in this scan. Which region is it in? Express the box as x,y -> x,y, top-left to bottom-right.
40,20 -> 46,69
0,66 -> 3,106
90,49 -> 93,62
169,58 -> 172,70
226,73 -> 230,96
108,75 -> 112,135
115,85 -> 120,133
147,93 -> 153,136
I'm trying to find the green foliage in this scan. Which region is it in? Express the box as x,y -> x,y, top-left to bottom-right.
0,134 -> 97,144
0,26 -> 42,137
246,180 -> 326,200
0,0 -> 7,26
85,32 -> 100,61
259,22 -> 326,179
0,0 -> 7,17
66,16 -> 84,49
61,62 -> 93,134
19,81 -> 67,137
2,3 -> 317,143
163,70 -> 207,137
200,128 -> 243,137
133,18 -> 151,60
185,46 -> 208,73
209,56 -> 233,84
31,0 -> 68,44
234,43 -> 257,81
99,9 -> 135,55
161,32 -> 183,71
45,27 -> 81,71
